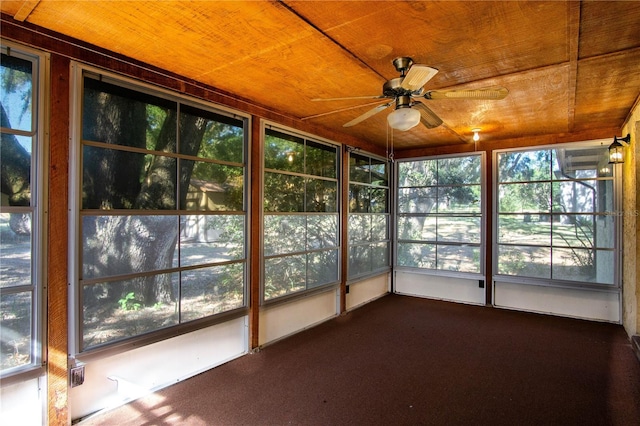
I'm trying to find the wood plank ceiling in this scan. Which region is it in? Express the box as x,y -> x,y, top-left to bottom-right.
2,1 -> 639,151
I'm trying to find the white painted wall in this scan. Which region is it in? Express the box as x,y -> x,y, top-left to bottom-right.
259,289 -> 338,346
394,271 -> 486,305
0,376 -> 44,426
346,273 -> 390,311
69,316 -> 248,421
494,281 -> 620,322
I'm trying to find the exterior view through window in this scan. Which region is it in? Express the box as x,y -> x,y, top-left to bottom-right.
0,45 -> 42,374
263,128 -> 339,301
396,154 -> 483,274
496,145 -> 616,285
348,152 -> 390,279
78,73 -> 247,351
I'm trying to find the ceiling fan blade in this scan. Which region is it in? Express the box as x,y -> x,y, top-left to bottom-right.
343,101 -> 393,127
412,102 -> 444,129
311,95 -> 386,101
301,100 -> 392,121
424,86 -> 509,100
400,65 -> 438,92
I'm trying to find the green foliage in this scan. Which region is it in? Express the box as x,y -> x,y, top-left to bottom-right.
118,292 -> 142,311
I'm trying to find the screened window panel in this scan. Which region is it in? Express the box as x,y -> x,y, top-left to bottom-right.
398,160 -> 437,187
436,216 -> 481,244
181,160 -> 244,211
180,263 -> 244,322
350,154 -> 370,183
263,172 -> 305,212
82,273 -> 180,348
305,178 -> 337,212
79,74 -> 247,351
397,187 -> 437,213
263,215 -> 306,256
397,242 -> 436,269
498,215 -> 552,245
308,250 -> 339,288
264,254 -> 306,300
349,185 -> 370,213
437,186 -> 481,214
551,214 -> 614,249
180,215 -> 245,267
264,130 -> 304,173
497,245 -> 551,279
1,47 -> 41,373
499,182 -> 551,213
1,53 -> 33,133
437,156 -> 480,185
370,158 -> 388,186
551,248 -> 614,284
436,245 -> 481,273
306,215 -> 338,250
348,214 -> 370,244
306,140 -> 337,178
0,213 -> 32,288
397,216 -> 437,241
498,150 -> 551,182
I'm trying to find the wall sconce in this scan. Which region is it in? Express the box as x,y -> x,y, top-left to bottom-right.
608,134 -> 630,164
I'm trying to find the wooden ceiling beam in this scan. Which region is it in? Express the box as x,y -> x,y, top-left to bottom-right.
567,0 -> 581,132
13,0 -> 39,22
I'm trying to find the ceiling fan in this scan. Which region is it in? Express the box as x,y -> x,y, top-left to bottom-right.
310,57 -> 509,131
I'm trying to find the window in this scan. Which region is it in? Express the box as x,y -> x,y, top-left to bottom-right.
1,44 -> 45,375
348,152 -> 390,279
496,144 -> 616,285
77,72 -> 247,351
263,128 -> 339,301
396,154 -> 483,274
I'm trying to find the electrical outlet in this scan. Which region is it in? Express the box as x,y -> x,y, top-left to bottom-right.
70,365 -> 85,387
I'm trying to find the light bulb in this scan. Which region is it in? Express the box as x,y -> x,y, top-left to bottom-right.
472,128 -> 480,142
387,108 -> 421,131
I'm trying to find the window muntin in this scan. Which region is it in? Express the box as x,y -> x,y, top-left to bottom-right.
496,145 -> 616,285
1,45 -> 43,375
347,153 -> 390,279
263,128 -> 339,301
396,154 -> 483,274
78,74 -> 247,351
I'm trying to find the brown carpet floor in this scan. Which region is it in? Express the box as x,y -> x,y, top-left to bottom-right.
79,294 -> 640,425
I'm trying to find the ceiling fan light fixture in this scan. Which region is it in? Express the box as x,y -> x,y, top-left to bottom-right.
387,107 -> 421,131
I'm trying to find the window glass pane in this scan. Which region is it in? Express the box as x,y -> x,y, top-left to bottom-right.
307,250 -> 338,288
264,130 -> 304,173
0,291 -> 32,370
398,187 -> 437,213
264,172 -> 304,212
350,154 -> 370,183
83,146 -> 177,210
552,248 -> 614,284
181,160 -> 244,211
371,215 -> 388,241
82,274 -> 179,350
349,245 -> 371,277
437,186 -> 481,214
0,212 -> 32,287
307,215 -> 338,250
553,180 -> 614,215
498,182 -> 551,213
263,215 -> 305,256
369,188 -> 388,213
348,214 -> 370,244
83,78 -> 176,151
438,156 -> 480,184
497,245 -> 551,279
181,263 -> 244,322
398,160 -> 437,187
264,254 -> 306,300
498,214 -> 551,245
82,215 -> 179,280
552,146 -> 608,180
397,216 -> 436,241
1,53 -> 33,132
437,245 -> 480,273
437,216 -> 481,243
371,242 -> 389,270
0,134 -> 32,207
349,184 -> 369,213
370,158 -> 388,186
180,215 -> 244,267
0,139 -> 33,215
179,104 -> 243,163
306,141 -> 336,178
397,243 -> 436,268
498,150 -> 551,182
306,178 -> 337,212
